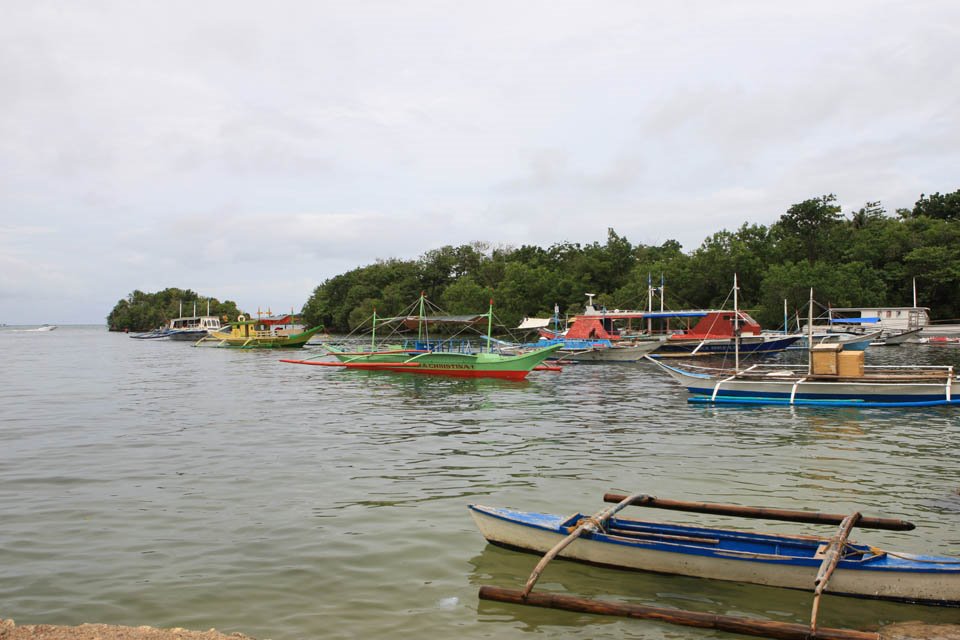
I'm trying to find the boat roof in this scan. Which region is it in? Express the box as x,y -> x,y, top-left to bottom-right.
829,306 -> 930,312
517,317 -> 552,330
571,310 -> 711,321
377,314 -> 488,326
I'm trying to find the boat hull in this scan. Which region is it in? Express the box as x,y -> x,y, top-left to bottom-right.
324,343 -> 563,379
650,359 -> 958,406
206,326 -> 323,348
559,340 -> 662,363
469,505 -> 960,606
654,335 -> 799,357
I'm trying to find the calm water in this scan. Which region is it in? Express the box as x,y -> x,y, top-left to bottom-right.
2,326 -> 960,639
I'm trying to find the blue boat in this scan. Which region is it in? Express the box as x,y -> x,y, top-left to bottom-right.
470,494 -> 960,606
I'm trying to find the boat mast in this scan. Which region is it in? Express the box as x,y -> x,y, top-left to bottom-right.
646,273 -> 653,335
371,308 -> 377,351
660,273 -> 665,312
733,274 -> 740,371
418,292 -> 425,343
807,288 -> 814,375
487,298 -> 494,353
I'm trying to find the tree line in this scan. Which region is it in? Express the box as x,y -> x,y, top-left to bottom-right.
107,288 -> 243,332
301,189 -> 960,333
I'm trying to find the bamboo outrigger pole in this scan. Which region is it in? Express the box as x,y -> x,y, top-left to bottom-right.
520,493 -> 645,598
602,493 -> 914,531
810,512 -> 862,634
479,586 -> 878,640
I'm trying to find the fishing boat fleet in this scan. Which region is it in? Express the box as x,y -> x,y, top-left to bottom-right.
124,284 -> 959,638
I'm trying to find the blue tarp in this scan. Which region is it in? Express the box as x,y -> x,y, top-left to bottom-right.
829,317 -> 879,324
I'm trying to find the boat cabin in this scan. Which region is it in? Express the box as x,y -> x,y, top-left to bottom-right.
828,307 -> 929,332
168,316 -> 221,331
256,313 -> 305,336
667,311 -> 762,341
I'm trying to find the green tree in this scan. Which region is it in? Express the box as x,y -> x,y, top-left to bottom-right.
772,194 -> 843,264
910,190 -> 960,220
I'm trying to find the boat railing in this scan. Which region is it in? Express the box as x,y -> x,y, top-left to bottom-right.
403,338 -> 476,354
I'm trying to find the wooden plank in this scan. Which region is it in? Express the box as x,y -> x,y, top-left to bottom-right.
478,586 -> 878,640
602,493 -> 914,531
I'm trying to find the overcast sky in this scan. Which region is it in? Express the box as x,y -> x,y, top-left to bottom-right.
2,1 -> 958,324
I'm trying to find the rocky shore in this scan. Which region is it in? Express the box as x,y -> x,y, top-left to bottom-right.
0,620 -> 257,640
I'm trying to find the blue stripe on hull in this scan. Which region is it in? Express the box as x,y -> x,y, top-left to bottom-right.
657,337 -> 797,355
689,396 -> 960,407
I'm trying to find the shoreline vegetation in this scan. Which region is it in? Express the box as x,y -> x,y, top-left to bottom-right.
0,619 -> 257,640
106,191 -> 960,335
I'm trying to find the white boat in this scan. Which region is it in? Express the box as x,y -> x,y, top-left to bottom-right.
21,324 -> 58,332
786,329 -> 882,351
557,338 -> 662,363
648,351 -> 958,407
166,315 -> 222,341
650,288 -> 960,407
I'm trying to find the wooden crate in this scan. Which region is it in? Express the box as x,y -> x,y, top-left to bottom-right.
810,343 -> 842,376
838,350 -> 865,377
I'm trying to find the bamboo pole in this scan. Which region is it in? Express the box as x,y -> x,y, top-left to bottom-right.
601,493 -> 914,531
479,586 -> 878,640
810,512 -> 862,633
520,493 -> 646,598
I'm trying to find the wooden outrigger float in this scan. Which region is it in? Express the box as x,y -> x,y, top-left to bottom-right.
473,492 -> 960,639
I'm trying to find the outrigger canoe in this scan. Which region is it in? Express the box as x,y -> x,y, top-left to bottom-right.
470,493 -> 960,607
282,342 -> 563,380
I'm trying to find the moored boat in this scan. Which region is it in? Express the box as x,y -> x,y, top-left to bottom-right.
650,288 -> 960,407
199,315 -> 323,348
293,341 -> 563,379
648,344 -> 958,407
555,338 -> 662,363
166,315 -> 223,341
653,310 -> 801,357
470,493 -> 960,606
282,295 -> 563,379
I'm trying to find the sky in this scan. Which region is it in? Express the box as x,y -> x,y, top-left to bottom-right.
2,1 -> 959,324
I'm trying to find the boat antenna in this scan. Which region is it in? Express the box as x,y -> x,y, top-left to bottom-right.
807,288 -> 814,375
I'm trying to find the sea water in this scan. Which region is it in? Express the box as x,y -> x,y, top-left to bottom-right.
1,326 -> 959,638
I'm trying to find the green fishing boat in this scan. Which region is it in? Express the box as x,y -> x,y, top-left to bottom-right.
281,295 -> 563,379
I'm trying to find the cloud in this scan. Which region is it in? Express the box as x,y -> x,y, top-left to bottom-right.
2,1 -> 960,322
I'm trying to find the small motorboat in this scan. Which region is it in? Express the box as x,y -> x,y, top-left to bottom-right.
24,324 -> 57,332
